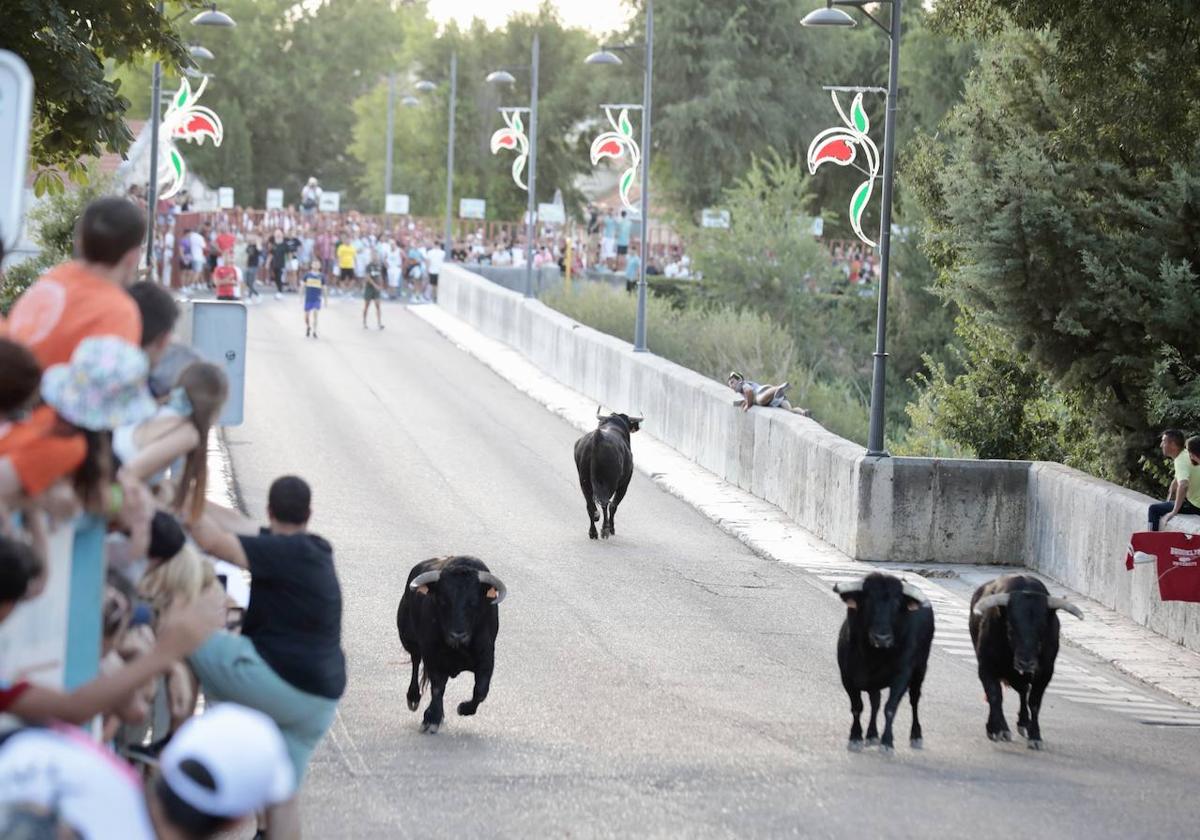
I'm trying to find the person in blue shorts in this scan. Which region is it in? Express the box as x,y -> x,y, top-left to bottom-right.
302,259 -> 324,339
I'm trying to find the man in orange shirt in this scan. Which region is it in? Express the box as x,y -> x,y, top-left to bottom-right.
6,198 -> 144,368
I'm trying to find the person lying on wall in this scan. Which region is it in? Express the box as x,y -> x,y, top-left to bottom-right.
727,372 -> 811,417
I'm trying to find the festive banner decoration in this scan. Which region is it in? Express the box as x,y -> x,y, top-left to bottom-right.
157,76 -> 224,200
490,109 -> 529,191
589,107 -> 641,213
807,90 -> 879,247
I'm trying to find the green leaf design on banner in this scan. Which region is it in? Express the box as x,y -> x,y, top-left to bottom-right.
169,148 -> 184,178
175,85 -> 188,109
512,113 -> 523,135
619,111 -> 632,137
850,179 -> 871,226
852,96 -> 868,134
621,169 -> 635,192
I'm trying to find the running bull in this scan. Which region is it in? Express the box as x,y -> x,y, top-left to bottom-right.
396,556 -> 507,734
834,573 -> 934,752
574,408 -> 642,540
969,574 -> 1083,749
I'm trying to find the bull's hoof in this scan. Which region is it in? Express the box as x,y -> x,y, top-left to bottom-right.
420,720 -> 441,734
988,730 -> 1012,743
847,739 -> 864,752
879,742 -> 895,755
457,701 -> 478,716
1017,724 -> 1029,738
406,696 -> 419,712
588,527 -> 598,539
910,738 -> 924,750
1027,738 -> 1044,751
600,528 -> 611,540
864,736 -> 880,747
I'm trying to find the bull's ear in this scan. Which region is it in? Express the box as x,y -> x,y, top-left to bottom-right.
842,596 -> 858,610
906,600 -> 919,611
416,585 -> 430,596
485,586 -> 499,601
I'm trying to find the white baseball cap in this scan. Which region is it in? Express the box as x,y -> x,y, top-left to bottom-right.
160,704 -> 295,818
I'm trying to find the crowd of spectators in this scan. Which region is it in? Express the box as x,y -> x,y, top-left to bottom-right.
0,197 -> 345,839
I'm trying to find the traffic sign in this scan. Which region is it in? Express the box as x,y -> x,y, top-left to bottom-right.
0,50 -> 33,251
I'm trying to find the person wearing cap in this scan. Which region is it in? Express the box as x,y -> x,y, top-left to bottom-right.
0,336 -> 158,521
0,703 -> 294,840
187,475 -> 345,838
727,371 -> 809,415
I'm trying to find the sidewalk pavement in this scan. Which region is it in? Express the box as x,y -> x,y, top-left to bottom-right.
412,303 -> 1200,720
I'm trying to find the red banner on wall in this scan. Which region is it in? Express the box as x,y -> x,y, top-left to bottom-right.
1125,531 -> 1200,603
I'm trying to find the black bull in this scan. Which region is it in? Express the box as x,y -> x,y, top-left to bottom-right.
574,410 -> 642,539
834,573 -> 934,752
969,574 -> 1083,749
396,556 -> 507,734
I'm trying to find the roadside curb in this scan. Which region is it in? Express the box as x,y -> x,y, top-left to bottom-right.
412,302 -> 1200,716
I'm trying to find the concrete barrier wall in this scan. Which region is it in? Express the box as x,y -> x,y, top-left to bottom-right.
1027,463 -> 1200,651
440,264 -> 1027,566
439,264 -> 1200,650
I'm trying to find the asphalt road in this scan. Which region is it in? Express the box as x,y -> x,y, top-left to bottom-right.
221,295 -> 1200,839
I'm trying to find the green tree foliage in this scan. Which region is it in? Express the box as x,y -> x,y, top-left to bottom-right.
350,10 -> 604,219
640,0 -> 975,229
180,0 -> 418,208
910,31 -> 1200,489
933,0 -> 1200,170
1,171 -> 112,311
1,0 -> 195,195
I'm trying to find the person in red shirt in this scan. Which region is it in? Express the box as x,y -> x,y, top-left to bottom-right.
5,197 -> 144,369
212,251 -> 243,301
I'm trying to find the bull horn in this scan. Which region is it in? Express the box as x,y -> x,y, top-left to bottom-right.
596,405 -> 604,418
628,415 -> 644,424
901,580 -> 930,607
833,578 -> 866,596
478,572 -> 507,605
1046,596 -> 1084,620
972,592 -> 1010,616
409,570 -> 442,591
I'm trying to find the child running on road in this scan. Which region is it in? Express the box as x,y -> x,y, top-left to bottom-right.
302,259 -> 324,339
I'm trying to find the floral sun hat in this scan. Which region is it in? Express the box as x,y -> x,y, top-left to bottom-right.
40,336 -> 158,431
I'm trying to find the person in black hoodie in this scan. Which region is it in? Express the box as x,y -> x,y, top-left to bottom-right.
188,476 -> 345,840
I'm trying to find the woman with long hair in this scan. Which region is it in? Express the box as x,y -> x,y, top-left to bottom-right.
114,361 -> 229,522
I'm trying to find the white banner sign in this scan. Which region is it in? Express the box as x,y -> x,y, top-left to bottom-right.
810,216 -> 824,237
537,203 -> 565,225
459,198 -> 486,220
385,193 -> 410,215
265,188 -> 284,210
218,186 -> 235,209
0,51 -> 33,251
318,191 -> 340,212
701,208 -> 731,229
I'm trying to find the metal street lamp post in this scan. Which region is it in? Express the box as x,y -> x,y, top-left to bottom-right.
414,51 -> 458,261
487,34 -> 540,298
802,0 -> 900,457
145,3 -> 235,273
585,0 -> 654,352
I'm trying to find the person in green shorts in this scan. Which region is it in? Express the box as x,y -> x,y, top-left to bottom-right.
362,261 -> 384,330
188,476 -> 345,839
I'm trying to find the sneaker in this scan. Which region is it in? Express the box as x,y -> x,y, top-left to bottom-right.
306,325 -> 311,337
313,331 -> 318,339
275,292 -> 283,300
378,324 -> 385,330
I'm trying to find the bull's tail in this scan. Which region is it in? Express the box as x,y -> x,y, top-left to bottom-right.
419,664 -> 429,695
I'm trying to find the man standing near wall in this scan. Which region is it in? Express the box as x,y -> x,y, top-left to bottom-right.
1148,429 -> 1200,530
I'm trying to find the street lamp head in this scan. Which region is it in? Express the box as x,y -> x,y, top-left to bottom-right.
191,4 -> 237,27
188,45 -> 215,61
485,70 -> 516,85
183,67 -> 210,79
414,80 -> 437,93
584,50 -> 623,66
801,4 -> 858,27
401,95 -> 420,107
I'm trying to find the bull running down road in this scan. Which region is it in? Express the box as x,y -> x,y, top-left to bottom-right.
834,573 -> 935,752
226,299 -> 1200,837
397,556 -> 507,734
574,409 -> 642,539
970,574 -> 1084,749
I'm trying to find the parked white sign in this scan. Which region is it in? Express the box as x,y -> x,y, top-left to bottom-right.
701,208 -> 731,229
385,193 -> 410,215
318,191 -> 340,212
0,51 -> 33,250
459,198 -> 486,220
218,187 -> 235,209
265,188 -> 284,209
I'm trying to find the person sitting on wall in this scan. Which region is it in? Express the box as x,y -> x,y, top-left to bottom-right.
727,372 -> 810,416
1148,428 -> 1200,531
